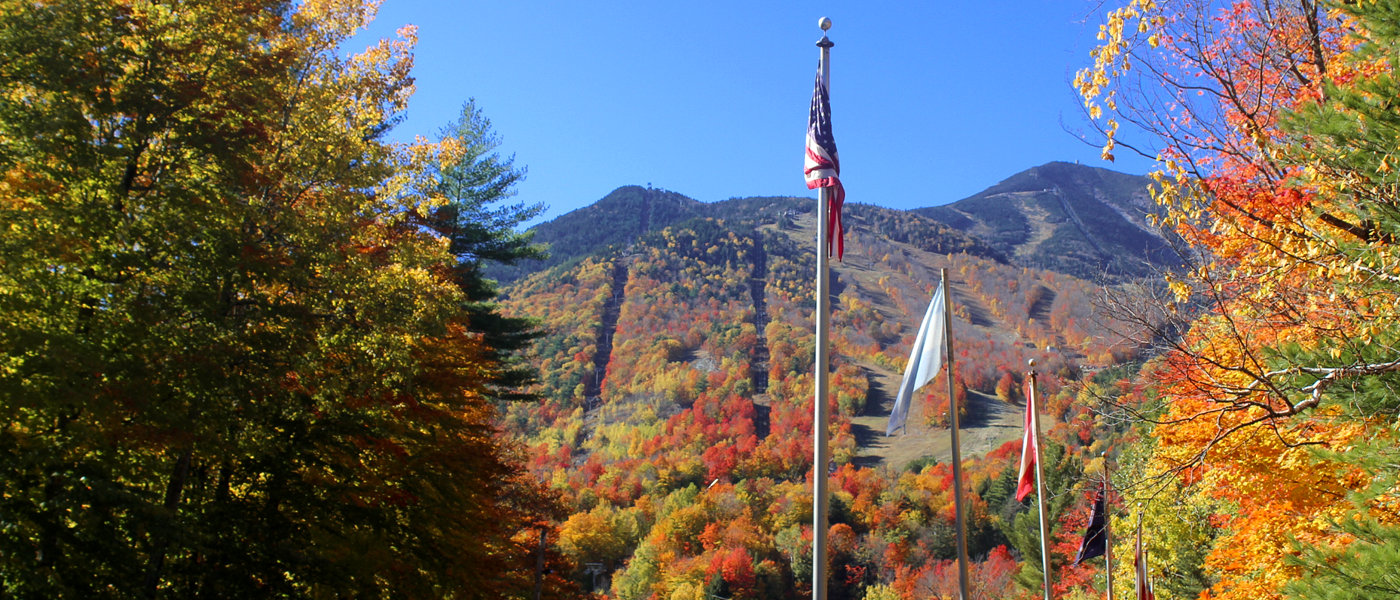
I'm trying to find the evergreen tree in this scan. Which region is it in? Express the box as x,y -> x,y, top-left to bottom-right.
996,440 -> 1081,595
429,100 -> 548,399
1277,1 -> 1400,595
1283,435 -> 1400,600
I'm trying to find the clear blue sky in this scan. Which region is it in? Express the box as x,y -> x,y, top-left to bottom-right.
348,1 -> 1153,223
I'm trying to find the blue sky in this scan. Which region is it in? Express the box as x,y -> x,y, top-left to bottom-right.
348,1 -> 1154,223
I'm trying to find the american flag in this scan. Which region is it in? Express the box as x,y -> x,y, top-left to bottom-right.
805,67 -> 845,260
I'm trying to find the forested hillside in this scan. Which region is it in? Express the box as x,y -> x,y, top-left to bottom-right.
495,173 -> 1153,597
0,3 -> 1167,596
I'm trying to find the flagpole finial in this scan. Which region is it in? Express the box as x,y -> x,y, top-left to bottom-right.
817,17 -> 834,48
1027,358 -> 1036,368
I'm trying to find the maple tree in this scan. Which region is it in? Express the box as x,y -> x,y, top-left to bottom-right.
1079,0 -> 1400,598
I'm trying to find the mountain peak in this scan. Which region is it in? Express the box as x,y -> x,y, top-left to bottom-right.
914,162 -> 1176,280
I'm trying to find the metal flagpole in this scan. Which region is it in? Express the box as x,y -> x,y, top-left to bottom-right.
811,17 -> 834,600
1029,360 -> 1051,600
1135,506 -> 1144,600
1105,453 -> 1114,600
942,268 -> 970,599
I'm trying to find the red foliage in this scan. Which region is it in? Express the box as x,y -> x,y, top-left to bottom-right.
720,547 -> 757,593
1051,491 -> 1102,595
702,443 -> 739,482
995,372 -> 1017,402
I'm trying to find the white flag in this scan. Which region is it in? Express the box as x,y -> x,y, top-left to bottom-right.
886,283 -> 946,436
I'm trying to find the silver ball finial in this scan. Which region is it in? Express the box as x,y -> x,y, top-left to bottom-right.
1028,358 -> 1037,368
819,17 -> 832,31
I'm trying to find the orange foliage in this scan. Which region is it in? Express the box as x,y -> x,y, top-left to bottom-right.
1080,2 -> 1400,597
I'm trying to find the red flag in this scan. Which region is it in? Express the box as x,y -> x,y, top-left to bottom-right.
1136,515 -> 1155,600
1015,378 -> 1037,502
804,68 -> 845,260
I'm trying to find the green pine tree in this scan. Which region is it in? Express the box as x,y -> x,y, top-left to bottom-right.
429,99 -> 549,399
1251,3 -> 1400,596
1283,434 -> 1400,600
996,440 -> 1082,595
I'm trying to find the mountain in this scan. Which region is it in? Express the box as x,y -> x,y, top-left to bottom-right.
487,186 -> 1005,284
491,162 -> 1160,596
914,161 -> 1178,280
493,163 -> 1158,477
492,162 -> 1173,286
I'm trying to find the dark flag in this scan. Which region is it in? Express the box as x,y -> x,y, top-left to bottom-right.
1073,486 -> 1108,565
804,67 -> 845,259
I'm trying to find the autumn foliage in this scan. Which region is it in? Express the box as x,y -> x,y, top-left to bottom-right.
1080,1 -> 1400,598
0,1 -> 569,597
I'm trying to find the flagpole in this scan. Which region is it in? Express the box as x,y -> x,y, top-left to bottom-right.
1105,452 -> 1114,600
811,17 -> 834,600
942,269 -> 971,599
1135,506 -> 1143,600
1029,360 -> 1051,600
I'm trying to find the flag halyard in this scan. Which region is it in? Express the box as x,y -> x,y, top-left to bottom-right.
805,68 -> 845,260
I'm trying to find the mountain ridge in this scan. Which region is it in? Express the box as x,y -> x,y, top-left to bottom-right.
491,161 -> 1173,286
914,161 -> 1177,280
497,162 -> 1154,473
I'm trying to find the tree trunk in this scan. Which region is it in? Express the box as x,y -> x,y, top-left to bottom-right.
143,449 -> 193,598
